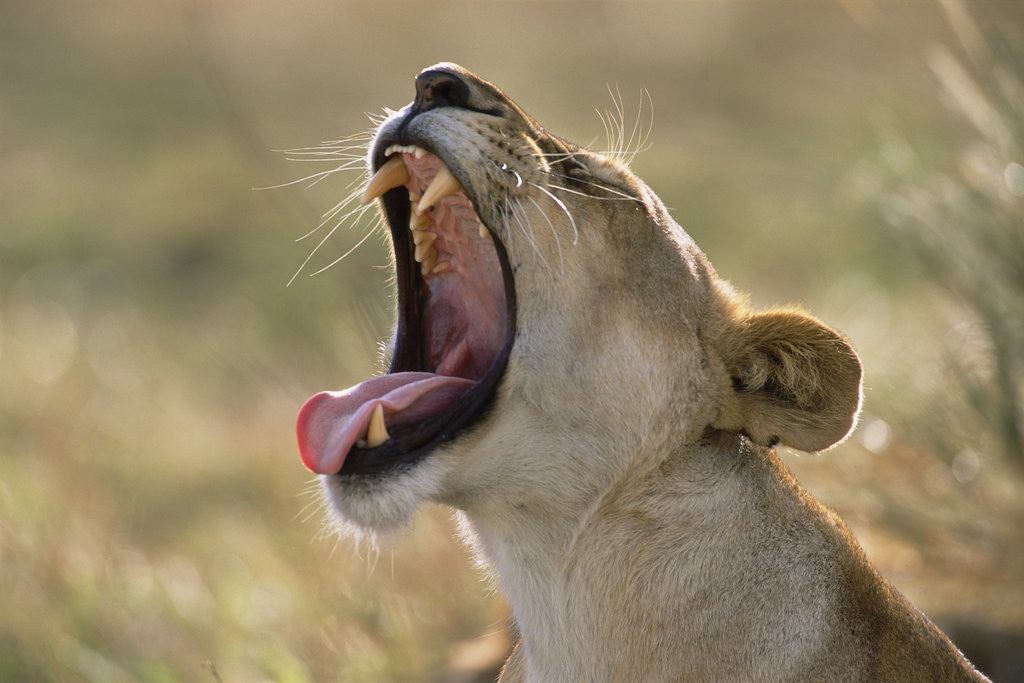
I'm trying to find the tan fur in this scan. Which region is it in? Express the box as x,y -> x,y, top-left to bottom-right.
318,64 -> 987,681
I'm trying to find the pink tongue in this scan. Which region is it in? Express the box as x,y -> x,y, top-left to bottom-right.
297,372 -> 476,474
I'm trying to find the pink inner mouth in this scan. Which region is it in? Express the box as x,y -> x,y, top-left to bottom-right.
297,152 -> 506,475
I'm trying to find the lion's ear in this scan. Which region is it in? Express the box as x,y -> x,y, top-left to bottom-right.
712,309 -> 862,452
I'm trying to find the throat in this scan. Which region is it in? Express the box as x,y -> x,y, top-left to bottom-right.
453,463 -> 628,666
423,272 -> 504,380
456,508 -> 582,670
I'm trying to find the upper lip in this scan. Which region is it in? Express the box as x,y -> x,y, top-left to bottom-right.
328,136 -> 518,476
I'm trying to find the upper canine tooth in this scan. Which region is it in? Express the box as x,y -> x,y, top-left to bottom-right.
479,224 -> 490,239
362,156 -> 410,205
366,403 -> 389,448
417,166 -> 462,213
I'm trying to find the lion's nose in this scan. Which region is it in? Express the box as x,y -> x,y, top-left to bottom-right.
414,68 -> 470,112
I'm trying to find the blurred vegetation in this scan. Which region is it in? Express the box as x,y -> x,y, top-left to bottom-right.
1,0 -> 1022,680
872,0 -> 1024,469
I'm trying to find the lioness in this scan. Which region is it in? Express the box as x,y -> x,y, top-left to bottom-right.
297,63 -> 986,681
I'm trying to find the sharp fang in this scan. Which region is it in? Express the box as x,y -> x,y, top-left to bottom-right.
362,156 -> 410,205
415,242 -> 437,264
412,230 -> 436,247
414,147 -> 428,159
479,224 -> 490,239
366,404 -> 389,448
417,166 -> 462,213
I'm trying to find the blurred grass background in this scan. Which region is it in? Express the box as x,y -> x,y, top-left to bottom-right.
2,0 -> 1023,680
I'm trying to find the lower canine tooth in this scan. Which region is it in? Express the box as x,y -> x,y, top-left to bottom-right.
417,166 -> 462,213
366,404 -> 389,448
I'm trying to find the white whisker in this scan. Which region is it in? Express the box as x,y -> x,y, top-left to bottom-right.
546,182 -> 632,203
529,182 -> 579,246
527,194 -> 565,275
298,194 -> 363,243
256,158 -> 366,191
289,202 -> 379,285
271,122 -> 385,285
295,480 -> 329,524
283,156 -> 358,163
624,87 -> 654,165
289,220 -> 340,286
278,145 -> 367,156
275,134 -> 371,159
596,105 -> 614,161
367,109 -> 394,127
594,84 -> 654,164
544,171 -> 638,202
607,83 -> 627,160
506,195 -> 552,275
302,215 -> 383,282
622,88 -> 643,163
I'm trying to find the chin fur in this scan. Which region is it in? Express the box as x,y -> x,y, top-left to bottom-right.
319,454 -> 447,538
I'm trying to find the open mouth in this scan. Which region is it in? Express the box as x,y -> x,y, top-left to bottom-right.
297,143 -> 516,476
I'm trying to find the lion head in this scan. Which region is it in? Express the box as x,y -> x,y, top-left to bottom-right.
296,63 -> 862,535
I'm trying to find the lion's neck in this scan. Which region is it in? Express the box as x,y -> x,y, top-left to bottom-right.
456,432 -> 751,678
457,502 -> 599,677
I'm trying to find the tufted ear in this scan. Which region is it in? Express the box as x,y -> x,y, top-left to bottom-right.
712,309 -> 863,452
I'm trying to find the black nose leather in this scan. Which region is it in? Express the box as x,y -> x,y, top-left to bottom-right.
414,69 -> 470,112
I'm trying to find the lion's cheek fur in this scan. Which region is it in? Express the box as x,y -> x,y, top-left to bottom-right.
497,198 -> 722,447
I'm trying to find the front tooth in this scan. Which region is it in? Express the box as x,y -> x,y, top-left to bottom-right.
366,404 -> 389,448
384,144 -> 428,158
417,166 -> 462,213
362,156 -> 410,205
